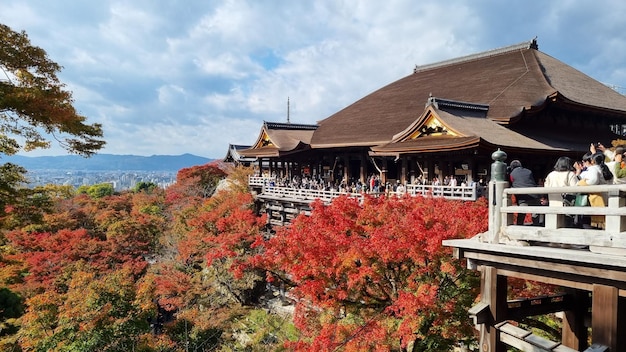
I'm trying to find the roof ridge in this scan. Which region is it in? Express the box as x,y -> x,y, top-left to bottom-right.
413,38 -> 538,74
264,121 -> 318,130
427,96 -> 489,112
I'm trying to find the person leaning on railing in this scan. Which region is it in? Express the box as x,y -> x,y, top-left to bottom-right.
574,149 -> 612,229
544,156 -> 578,207
509,159 -> 545,225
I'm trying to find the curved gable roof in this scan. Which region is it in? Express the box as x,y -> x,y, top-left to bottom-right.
371,98 -> 561,155
311,39 -> 626,149
535,50 -> 626,113
239,121 -> 317,158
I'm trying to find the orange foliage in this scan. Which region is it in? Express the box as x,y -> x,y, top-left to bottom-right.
255,195 -> 488,350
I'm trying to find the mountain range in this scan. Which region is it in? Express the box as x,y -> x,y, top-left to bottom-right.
1,153 -> 213,172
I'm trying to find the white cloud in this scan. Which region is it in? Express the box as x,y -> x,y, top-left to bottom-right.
1,0 -> 625,158
157,85 -> 187,105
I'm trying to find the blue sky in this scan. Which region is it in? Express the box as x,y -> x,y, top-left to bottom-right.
2,0 -> 625,158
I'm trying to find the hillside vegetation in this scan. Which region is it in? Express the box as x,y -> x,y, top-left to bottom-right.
0,162 -> 490,351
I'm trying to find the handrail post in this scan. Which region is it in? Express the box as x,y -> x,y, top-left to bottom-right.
486,149 -> 508,244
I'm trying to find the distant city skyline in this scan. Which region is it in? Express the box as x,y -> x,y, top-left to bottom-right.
2,1 -> 625,158
26,169 -> 176,191
3,153 -> 212,172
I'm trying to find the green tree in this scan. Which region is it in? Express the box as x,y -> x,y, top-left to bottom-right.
133,181 -> 158,193
77,183 -> 115,199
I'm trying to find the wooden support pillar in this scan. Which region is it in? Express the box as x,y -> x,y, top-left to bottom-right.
381,158 -> 388,184
562,289 -> 589,350
401,157 -> 408,185
343,155 -> 349,184
619,296 -> 626,349
592,284 -> 618,351
360,154 -> 366,184
479,266 -> 507,352
423,160 -> 431,182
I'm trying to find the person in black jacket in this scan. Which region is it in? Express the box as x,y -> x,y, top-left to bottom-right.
509,160 -> 542,225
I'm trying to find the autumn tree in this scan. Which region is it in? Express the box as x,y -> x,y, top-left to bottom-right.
256,195 -> 488,351
0,24 -> 105,156
19,266 -> 149,351
0,189 -> 168,350
0,24 -> 105,221
142,164 -> 287,350
174,163 -> 227,199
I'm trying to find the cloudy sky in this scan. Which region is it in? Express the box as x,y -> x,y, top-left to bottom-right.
2,1 -> 625,158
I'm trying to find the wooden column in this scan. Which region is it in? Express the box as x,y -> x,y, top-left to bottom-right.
424,160 -> 432,182
381,158 -> 388,184
592,284 -> 618,350
359,154 -> 366,184
401,157 -> 408,185
343,155 -> 349,184
562,289 -> 589,350
619,296 -> 626,348
480,266 -> 507,352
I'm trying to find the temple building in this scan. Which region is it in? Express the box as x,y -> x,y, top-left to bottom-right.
233,39 -> 626,185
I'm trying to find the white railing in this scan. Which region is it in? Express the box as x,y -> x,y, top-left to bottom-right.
249,176 -> 276,187
405,183 -> 480,201
249,176 -> 483,201
259,186 -> 364,204
489,183 -> 626,254
256,183 -> 483,204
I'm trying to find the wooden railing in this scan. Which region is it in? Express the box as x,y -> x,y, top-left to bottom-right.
258,186 -> 364,204
251,176 -> 483,202
490,183 -> 626,254
405,183 -> 480,200
249,176 -> 276,187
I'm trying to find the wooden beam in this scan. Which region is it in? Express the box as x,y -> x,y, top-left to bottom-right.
592,284 -> 618,351
466,252 -> 626,289
562,289 -> 590,350
506,294 -> 572,320
479,266 -> 507,352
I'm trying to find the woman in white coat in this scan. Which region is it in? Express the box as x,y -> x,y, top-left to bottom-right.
544,156 -> 578,206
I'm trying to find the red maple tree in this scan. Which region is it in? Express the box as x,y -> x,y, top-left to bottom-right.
254,195 -> 488,351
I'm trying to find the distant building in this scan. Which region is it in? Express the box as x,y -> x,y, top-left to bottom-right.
223,144 -> 256,167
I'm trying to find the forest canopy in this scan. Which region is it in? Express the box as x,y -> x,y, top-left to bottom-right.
0,163 -> 492,351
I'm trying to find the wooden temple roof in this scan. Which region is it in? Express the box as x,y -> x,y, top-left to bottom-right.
238,39 -> 626,158
223,144 -> 255,163
239,121 -> 317,158
370,96 -> 622,156
311,39 -> 626,149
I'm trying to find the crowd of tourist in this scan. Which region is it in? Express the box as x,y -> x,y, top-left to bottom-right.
257,172 -> 485,198
511,142 -> 626,228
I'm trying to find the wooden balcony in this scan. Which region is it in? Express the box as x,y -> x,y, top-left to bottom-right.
499,184 -> 626,254
251,176 -> 484,226
444,181 -> 626,351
